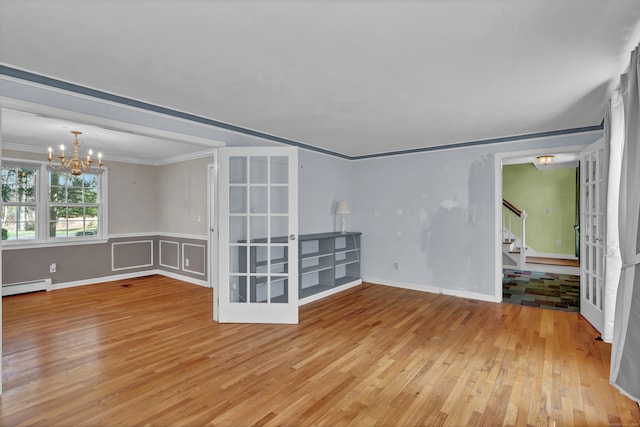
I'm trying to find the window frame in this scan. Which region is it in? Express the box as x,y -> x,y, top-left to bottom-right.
1,158 -> 108,248
1,161 -> 39,242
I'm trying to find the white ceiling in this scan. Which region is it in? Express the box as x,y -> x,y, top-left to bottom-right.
1,1 -> 640,160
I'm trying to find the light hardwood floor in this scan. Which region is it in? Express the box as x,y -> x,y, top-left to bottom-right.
1,275 -> 639,426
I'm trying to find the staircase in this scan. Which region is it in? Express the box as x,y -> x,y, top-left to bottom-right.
502,199 -> 527,269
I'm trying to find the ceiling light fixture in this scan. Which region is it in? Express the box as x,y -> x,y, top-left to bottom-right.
48,130 -> 103,176
536,154 -> 555,165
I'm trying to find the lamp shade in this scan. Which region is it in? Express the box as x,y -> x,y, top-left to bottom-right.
336,201 -> 351,215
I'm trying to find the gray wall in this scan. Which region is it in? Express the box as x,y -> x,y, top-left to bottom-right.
298,149 -> 353,235
158,156 -> 213,236
3,235 -> 207,285
351,132 -> 601,298
109,160 -> 159,234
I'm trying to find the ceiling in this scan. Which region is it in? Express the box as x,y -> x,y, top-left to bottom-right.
1,1 -> 640,160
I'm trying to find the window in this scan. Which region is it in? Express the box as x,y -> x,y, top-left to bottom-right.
49,171 -> 101,238
1,160 -> 106,245
1,164 -> 38,241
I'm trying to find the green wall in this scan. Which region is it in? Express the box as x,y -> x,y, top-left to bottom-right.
503,163 -> 577,256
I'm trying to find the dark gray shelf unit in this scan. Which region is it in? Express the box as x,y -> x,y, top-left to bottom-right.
238,232 -> 362,302
299,232 -> 362,300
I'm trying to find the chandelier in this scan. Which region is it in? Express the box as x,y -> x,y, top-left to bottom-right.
48,130 -> 103,176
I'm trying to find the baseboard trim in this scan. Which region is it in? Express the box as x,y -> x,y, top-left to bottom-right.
363,277 -> 499,303
51,269 -> 210,291
159,270 -> 209,287
298,279 -> 362,306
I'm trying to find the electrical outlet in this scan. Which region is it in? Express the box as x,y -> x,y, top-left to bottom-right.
557,239 -> 562,245
185,258 -> 190,267
394,262 -> 399,270
50,263 -> 57,273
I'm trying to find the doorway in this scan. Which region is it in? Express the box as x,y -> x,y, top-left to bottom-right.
494,146 -> 585,311
501,158 -> 581,312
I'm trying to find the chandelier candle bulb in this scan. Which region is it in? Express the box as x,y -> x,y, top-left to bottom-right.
47,146 -> 52,161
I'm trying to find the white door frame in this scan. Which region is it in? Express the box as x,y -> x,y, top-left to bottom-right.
494,144 -> 587,301
207,158 -> 219,321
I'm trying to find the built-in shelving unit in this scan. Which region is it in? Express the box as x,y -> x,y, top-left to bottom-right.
238,232 -> 362,304
299,232 -> 362,304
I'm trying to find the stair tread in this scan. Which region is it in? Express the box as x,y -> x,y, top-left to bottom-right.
526,256 -> 580,267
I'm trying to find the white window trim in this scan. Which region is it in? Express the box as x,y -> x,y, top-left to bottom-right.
1,158 -> 108,248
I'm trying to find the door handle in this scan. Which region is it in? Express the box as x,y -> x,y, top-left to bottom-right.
289,234 -> 296,241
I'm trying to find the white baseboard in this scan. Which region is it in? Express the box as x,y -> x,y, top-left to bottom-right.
298,279 -> 362,306
363,277 -> 499,303
51,269 -> 210,291
159,270 -> 209,287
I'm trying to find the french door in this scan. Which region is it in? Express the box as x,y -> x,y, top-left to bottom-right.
580,138 -> 605,333
217,147 -> 299,324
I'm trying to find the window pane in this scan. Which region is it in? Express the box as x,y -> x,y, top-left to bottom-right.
49,185 -> 66,202
67,186 -> 83,203
17,185 -> 36,202
85,187 -> 98,203
84,173 -> 98,188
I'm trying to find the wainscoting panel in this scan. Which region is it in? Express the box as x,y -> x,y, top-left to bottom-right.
182,243 -> 206,276
159,240 -> 180,270
112,240 -> 154,271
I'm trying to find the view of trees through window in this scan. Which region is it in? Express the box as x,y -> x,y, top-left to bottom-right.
1,165 -> 101,241
49,171 -> 100,238
1,166 -> 37,240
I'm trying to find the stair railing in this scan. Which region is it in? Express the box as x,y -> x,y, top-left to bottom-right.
502,199 -> 528,267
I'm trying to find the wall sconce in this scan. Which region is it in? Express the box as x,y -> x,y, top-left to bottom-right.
336,201 -> 351,234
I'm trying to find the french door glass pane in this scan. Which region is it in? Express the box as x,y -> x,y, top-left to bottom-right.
250,157 -> 268,184
271,156 -> 288,184
271,187 -> 288,214
229,157 -> 247,184
229,187 -> 247,214
271,217 -> 288,239
250,216 -> 268,241
229,216 -> 247,243
250,187 -> 268,213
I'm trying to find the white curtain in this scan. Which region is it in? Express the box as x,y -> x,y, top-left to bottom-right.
610,45 -> 640,403
604,91 -> 624,343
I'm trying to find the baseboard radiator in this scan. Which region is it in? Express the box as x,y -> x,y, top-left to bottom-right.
2,278 -> 52,296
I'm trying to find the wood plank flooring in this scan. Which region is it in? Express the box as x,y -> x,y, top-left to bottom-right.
1,275 -> 639,426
